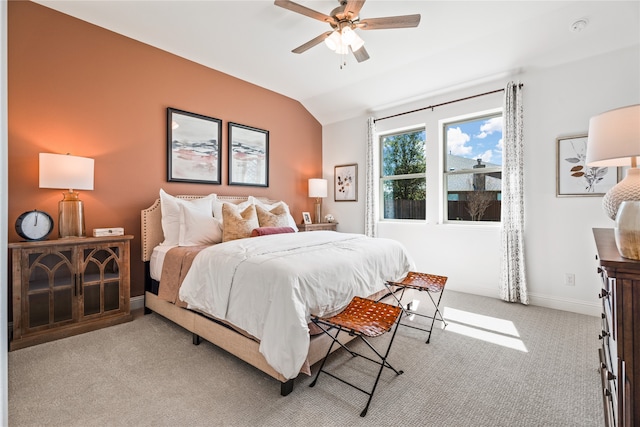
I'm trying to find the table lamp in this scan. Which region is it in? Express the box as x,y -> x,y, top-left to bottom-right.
309,178 -> 328,224
586,104 -> 640,259
39,153 -> 94,238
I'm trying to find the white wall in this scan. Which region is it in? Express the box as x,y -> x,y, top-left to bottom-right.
322,45 -> 640,316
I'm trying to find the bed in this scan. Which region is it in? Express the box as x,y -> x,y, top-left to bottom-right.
141,193 -> 414,395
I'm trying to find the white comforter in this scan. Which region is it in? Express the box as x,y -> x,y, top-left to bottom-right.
178,231 -> 414,379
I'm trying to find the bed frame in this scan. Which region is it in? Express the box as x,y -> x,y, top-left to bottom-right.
141,195 -> 362,396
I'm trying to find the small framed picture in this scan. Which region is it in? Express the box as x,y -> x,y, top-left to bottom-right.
556,134 -> 620,197
302,212 -> 312,225
335,163 -> 357,201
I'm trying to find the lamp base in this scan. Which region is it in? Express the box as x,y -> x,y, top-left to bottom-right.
615,201 -> 640,260
603,168 -> 640,220
59,191 -> 86,238
314,198 -> 322,224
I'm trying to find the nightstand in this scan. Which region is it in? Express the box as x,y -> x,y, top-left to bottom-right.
9,235 -> 133,350
298,223 -> 338,232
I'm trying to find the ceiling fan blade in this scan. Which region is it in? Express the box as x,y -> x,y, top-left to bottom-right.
274,0 -> 336,25
292,31 -> 333,54
344,0 -> 366,20
357,14 -> 421,30
352,45 -> 370,63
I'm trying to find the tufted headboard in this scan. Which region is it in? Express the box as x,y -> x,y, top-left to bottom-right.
140,195 -> 277,262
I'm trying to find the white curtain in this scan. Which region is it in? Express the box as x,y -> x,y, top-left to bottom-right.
364,117 -> 377,237
500,81 -> 528,304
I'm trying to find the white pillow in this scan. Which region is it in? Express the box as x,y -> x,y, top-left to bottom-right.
250,197 -> 299,232
159,189 -> 217,246
212,198 -> 253,224
178,203 -> 223,246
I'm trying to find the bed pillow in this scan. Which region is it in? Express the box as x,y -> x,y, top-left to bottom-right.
255,204 -> 291,228
250,227 -> 295,237
159,189 -> 217,246
250,197 -> 299,231
212,199 -> 253,224
178,203 -> 223,246
222,203 -> 259,242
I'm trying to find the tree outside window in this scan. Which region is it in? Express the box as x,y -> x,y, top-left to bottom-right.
380,129 -> 426,220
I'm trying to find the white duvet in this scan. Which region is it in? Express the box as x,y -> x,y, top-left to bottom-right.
178,231 -> 414,379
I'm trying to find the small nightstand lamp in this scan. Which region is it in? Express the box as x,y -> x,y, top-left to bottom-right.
39,153 -> 94,238
309,178 -> 328,224
586,104 -> 640,259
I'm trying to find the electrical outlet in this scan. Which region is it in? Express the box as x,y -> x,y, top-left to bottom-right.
564,273 -> 575,286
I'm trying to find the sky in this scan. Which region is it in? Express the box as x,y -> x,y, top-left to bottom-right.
446,116 -> 503,166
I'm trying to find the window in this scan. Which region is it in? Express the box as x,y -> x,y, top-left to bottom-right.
443,111 -> 503,222
380,128 -> 426,220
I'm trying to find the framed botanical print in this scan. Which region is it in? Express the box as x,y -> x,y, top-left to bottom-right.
334,163 -> 357,201
556,134 -> 620,196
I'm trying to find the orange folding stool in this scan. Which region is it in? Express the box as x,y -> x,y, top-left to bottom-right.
310,296 -> 403,417
386,271 -> 448,343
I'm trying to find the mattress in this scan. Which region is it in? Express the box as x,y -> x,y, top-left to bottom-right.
150,244 -> 175,281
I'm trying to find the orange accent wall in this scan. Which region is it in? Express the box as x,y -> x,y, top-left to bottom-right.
8,2 -> 323,296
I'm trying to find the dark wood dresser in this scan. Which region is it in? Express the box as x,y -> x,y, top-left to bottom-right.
594,228 -> 640,426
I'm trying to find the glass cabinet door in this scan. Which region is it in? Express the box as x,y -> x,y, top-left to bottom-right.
79,243 -> 124,318
24,248 -> 75,331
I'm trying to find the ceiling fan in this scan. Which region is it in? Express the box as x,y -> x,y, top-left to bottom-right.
274,0 -> 421,64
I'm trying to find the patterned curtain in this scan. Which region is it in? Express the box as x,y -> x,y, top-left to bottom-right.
500,82 -> 528,304
364,117 -> 378,237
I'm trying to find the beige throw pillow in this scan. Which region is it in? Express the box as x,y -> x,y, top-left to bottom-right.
250,197 -> 299,231
256,204 -> 290,228
222,203 -> 259,242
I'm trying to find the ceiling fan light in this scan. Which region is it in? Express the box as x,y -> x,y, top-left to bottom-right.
349,34 -> 365,52
324,30 -> 341,51
335,43 -> 349,55
341,26 -> 356,45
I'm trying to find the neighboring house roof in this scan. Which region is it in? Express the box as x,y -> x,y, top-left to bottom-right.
446,154 -> 501,192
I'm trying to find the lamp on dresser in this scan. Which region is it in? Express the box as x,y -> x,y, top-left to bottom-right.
39,153 -> 94,238
586,104 -> 640,260
309,178 -> 328,224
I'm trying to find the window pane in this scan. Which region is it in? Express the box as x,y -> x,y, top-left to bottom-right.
446,172 -> 501,221
382,130 -> 426,177
383,178 -> 426,220
444,113 -> 502,222
445,116 -> 502,170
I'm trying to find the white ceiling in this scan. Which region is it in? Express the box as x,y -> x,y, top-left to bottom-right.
34,1 -> 640,125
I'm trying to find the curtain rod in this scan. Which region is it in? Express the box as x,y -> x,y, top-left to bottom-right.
373,83 -> 523,123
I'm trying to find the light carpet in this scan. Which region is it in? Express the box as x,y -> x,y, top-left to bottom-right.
8,290 -> 602,426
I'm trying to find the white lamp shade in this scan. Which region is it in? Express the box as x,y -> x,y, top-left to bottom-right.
39,153 -> 94,191
586,104 -> 640,167
309,178 -> 328,198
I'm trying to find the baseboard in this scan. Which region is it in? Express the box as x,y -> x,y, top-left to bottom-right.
446,283 -> 498,299
130,295 -> 145,312
447,284 -> 600,317
527,293 -> 600,317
